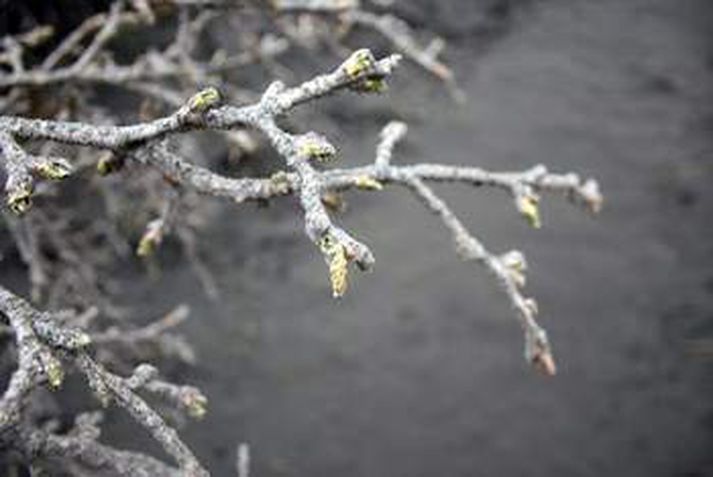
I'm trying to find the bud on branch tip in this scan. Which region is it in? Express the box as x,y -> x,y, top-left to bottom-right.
342,49 -> 389,93
35,158 -> 72,180
7,180 -> 33,215
186,87 -> 222,114
318,233 -> 349,298
517,194 -> 541,229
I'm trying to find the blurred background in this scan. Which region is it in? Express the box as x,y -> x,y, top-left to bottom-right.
2,0 -> 713,476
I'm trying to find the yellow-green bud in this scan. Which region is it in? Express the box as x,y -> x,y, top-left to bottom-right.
184,392 -> 208,420
45,356 -> 64,389
297,134 -> 336,162
96,153 -> 124,176
269,170 -> 292,195
353,77 -> 387,94
354,175 -> 383,191
187,87 -> 222,114
342,49 -> 376,78
341,49 -> 388,93
35,158 -> 72,180
136,234 -> 157,257
318,233 -> 349,298
7,182 -> 33,215
136,221 -> 162,257
517,194 -> 541,229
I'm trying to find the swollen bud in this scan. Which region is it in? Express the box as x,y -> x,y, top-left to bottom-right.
318,233 -> 349,298
136,220 -> 163,257
355,175 -> 384,191
296,132 -> 337,162
342,49 -> 376,78
186,87 -> 222,114
341,49 -> 388,94
516,194 -> 541,229
43,354 -> 64,389
35,157 -> 72,180
182,389 -> 208,420
6,178 -> 33,215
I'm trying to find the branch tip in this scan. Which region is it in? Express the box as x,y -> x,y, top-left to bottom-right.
185,86 -> 223,114
6,178 -> 33,215
318,233 -> 350,298
581,178 -> 603,213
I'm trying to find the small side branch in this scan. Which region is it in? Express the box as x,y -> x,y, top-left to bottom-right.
320,121 -> 602,373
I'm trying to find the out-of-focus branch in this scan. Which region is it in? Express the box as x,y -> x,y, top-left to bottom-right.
271,0 -> 462,99
270,0 -> 359,12
0,285 -> 207,475
16,423 -> 182,477
0,35 -> 288,90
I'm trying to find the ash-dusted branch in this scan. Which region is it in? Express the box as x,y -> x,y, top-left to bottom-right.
0,48 -> 401,297
317,121 -> 602,374
92,304 -> 197,365
0,50 -> 601,373
0,50 -> 400,146
407,176 -> 554,372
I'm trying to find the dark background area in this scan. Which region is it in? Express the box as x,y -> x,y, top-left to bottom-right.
3,0 -> 713,476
